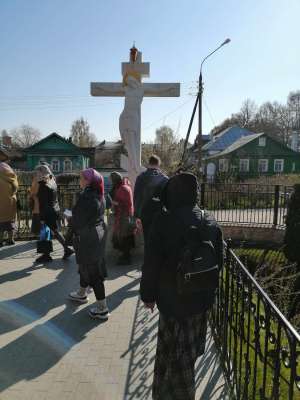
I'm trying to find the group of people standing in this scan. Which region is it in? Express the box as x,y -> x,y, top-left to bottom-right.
0,155 -> 224,399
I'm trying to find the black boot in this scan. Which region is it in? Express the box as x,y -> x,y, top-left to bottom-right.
62,247 -> 74,260
36,254 -> 53,263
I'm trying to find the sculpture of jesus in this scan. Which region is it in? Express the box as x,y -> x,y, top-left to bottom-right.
91,46 -> 180,186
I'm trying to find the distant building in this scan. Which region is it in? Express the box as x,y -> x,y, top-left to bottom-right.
202,126 -> 255,156
94,140 -> 127,185
187,134 -> 211,165
0,133 -> 27,170
204,132 -> 300,180
24,132 -> 90,173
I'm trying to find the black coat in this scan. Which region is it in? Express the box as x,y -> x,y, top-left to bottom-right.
133,168 -> 168,220
37,180 -> 60,231
72,187 -> 107,276
140,206 -> 223,320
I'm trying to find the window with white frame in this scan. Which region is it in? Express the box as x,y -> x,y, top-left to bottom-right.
51,159 -> 60,173
274,159 -> 284,173
259,137 -> 266,147
239,159 -> 249,172
219,159 -> 228,172
258,159 -> 268,173
64,159 -> 72,172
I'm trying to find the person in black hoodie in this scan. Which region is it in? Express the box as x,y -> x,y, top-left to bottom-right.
69,168 -> 109,320
134,155 -> 168,245
35,165 -> 73,263
140,172 -> 223,400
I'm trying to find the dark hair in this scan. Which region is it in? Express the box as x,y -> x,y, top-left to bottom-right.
110,171 -> 122,186
149,155 -> 161,166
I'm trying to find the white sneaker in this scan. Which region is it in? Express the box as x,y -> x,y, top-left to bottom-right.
89,306 -> 110,320
69,290 -> 89,304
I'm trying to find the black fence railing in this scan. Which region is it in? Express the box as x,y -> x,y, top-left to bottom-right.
211,242 -> 300,400
200,183 -> 293,228
15,184 -> 81,239
14,183 -> 293,239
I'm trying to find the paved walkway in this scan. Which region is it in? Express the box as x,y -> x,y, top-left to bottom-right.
0,241 -> 229,400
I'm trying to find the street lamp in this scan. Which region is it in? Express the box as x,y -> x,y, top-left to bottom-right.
197,38 -> 231,178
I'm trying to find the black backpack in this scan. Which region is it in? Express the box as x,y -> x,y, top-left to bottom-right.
176,211 -> 219,297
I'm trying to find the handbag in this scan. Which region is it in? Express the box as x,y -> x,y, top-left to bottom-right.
37,224 -> 53,254
37,240 -> 53,254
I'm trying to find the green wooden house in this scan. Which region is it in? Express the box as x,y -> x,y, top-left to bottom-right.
25,132 -> 90,173
204,133 -> 300,179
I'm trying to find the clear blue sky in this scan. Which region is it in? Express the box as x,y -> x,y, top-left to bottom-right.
1,0 -> 299,143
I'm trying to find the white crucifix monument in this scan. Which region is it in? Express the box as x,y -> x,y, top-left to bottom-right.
90,45 -> 180,186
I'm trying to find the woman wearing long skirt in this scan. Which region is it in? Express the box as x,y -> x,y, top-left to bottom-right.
140,173 -> 224,399
35,165 -> 73,262
110,171 -> 135,265
69,168 -> 109,320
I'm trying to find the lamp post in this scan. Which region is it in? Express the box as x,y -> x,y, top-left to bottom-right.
197,38 -> 231,178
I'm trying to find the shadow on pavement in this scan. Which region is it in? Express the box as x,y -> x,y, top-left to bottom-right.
0,241 -> 36,260
123,296 -> 158,400
0,247 -> 141,394
123,297 -> 229,400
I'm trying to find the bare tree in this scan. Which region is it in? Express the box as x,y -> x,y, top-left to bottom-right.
210,94 -> 298,145
1,129 -> 9,137
70,117 -> 97,147
10,124 -> 42,148
154,125 -> 181,174
236,99 -> 257,128
288,91 -> 300,129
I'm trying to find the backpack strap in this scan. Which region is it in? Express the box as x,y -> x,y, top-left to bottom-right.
174,208 -> 205,235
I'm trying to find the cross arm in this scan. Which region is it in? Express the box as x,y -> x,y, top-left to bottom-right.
90,82 -> 181,97
143,83 -> 180,97
90,82 -> 125,97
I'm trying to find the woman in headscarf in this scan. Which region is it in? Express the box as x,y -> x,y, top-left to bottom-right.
0,162 -> 18,246
110,171 -> 135,265
35,164 -> 73,263
140,173 -> 223,400
69,168 -> 109,320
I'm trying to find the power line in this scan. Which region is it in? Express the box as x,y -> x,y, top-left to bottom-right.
203,97 -> 216,127
144,97 -> 194,131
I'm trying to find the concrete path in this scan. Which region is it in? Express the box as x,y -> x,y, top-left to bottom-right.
0,241 -> 229,400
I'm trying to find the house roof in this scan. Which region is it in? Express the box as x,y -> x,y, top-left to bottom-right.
0,147 -> 10,161
0,146 -> 25,161
205,133 -> 264,160
96,140 -> 123,150
25,132 -> 83,154
202,126 -> 255,152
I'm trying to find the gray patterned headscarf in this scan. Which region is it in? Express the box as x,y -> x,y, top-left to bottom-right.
35,164 -> 52,182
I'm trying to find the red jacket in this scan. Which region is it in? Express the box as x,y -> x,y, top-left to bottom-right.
113,179 -> 134,233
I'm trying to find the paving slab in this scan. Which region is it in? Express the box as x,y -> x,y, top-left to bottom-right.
0,241 -> 229,399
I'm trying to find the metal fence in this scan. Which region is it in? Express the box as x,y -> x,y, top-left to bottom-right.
200,183 -> 293,228
211,242 -> 300,399
14,183 -> 293,239
15,184 -> 81,239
